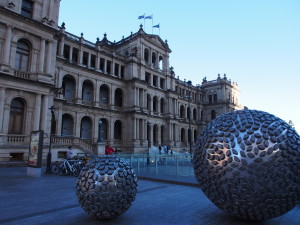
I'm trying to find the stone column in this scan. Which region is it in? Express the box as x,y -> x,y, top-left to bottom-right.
33,94 -> 42,130
40,95 -> 49,131
48,0 -> 54,21
95,53 -> 100,70
58,37 -> 65,57
75,114 -> 81,138
158,126 -> 161,145
79,48 -> 83,65
57,109 -> 63,136
149,124 -> 153,147
77,77 -> 82,100
133,118 -> 136,139
1,25 -> 12,69
150,95 -> 153,112
45,41 -> 53,74
38,38 -> 46,73
0,88 -> 6,132
87,53 -> 91,68
69,47 -> 73,62
137,119 -> 140,140
137,88 -> 140,107
111,61 -> 115,76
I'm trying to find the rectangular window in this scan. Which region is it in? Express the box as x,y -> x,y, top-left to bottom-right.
145,72 -> 150,85
100,58 -> 105,71
58,151 -> 67,159
72,48 -> 78,63
114,63 -> 119,76
120,66 -> 125,78
209,95 -> 212,103
106,60 -> 111,74
82,51 -> 88,66
213,94 -> 218,102
63,44 -> 70,59
91,54 -> 96,69
160,78 -> 165,89
21,0 -> 33,18
153,75 -> 158,87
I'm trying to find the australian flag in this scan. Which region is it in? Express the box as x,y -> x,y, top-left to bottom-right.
138,14 -> 145,19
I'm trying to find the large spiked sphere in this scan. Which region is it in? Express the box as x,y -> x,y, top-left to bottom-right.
76,156 -> 138,220
193,110 -> 300,221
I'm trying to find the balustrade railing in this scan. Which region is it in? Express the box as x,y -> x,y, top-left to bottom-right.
14,70 -> 30,79
6,135 -> 29,143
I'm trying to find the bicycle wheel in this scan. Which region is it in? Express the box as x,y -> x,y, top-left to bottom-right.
60,165 -> 70,176
51,164 -> 60,174
72,165 -> 80,177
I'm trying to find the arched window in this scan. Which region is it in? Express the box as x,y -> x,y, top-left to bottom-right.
211,110 -> 216,120
193,108 -> 197,120
180,105 -> 185,118
80,116 -> 92,139
187,107 -> 191,119
194,130 -> 198,143
159,56 -> 163,70
115,88 -> 123,107
15,40 -> 30,71
62,75 -> 76,100
114,120 -> 122,140
188,129 -> 191,143
153,96 -> 158,112
61,114 -> 74,136
160,98 -> 165,113
152,52 -> 157,67
8,98 -> 25,134
144,48 -> 149,63
100,118 -> 108,140
100,84 -> 109,105
181,128 -> 185,142
82,80 -> 93,102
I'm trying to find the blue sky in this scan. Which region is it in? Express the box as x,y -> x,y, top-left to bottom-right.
59,0 -> 300,132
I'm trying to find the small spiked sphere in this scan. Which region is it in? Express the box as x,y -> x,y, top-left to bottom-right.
193,109 -> 300,221
76,155 -> 138,220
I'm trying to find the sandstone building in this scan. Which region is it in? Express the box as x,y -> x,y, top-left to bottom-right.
0,0 -> 242,162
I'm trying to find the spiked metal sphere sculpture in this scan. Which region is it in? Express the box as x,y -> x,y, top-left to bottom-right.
76,156 -> 138,220
193,109 -> 300,221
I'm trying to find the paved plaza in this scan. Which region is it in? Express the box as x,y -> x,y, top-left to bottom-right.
0,167 -> 299,225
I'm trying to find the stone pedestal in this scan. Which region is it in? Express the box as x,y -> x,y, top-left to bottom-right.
97,142 -> 105,155
27,167 -> 41,177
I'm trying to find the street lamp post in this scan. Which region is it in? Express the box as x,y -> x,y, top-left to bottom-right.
45,106 -> 55,174
187,80 -> 192,155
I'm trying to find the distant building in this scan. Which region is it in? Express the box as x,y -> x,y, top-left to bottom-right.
0,0 -> 242,162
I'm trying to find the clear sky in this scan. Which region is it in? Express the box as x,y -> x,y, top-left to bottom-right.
59,0 -> 300,133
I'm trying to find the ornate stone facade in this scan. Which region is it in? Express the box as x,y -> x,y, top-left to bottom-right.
0,0 -> 242,162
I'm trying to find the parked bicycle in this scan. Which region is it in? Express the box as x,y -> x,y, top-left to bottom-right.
60,159 -> 81,177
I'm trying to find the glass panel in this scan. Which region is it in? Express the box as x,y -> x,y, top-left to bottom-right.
20,55 -> 28,71
15,54 -> 21,70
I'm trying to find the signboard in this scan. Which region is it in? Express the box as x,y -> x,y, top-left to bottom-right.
28,130 -> 44,168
